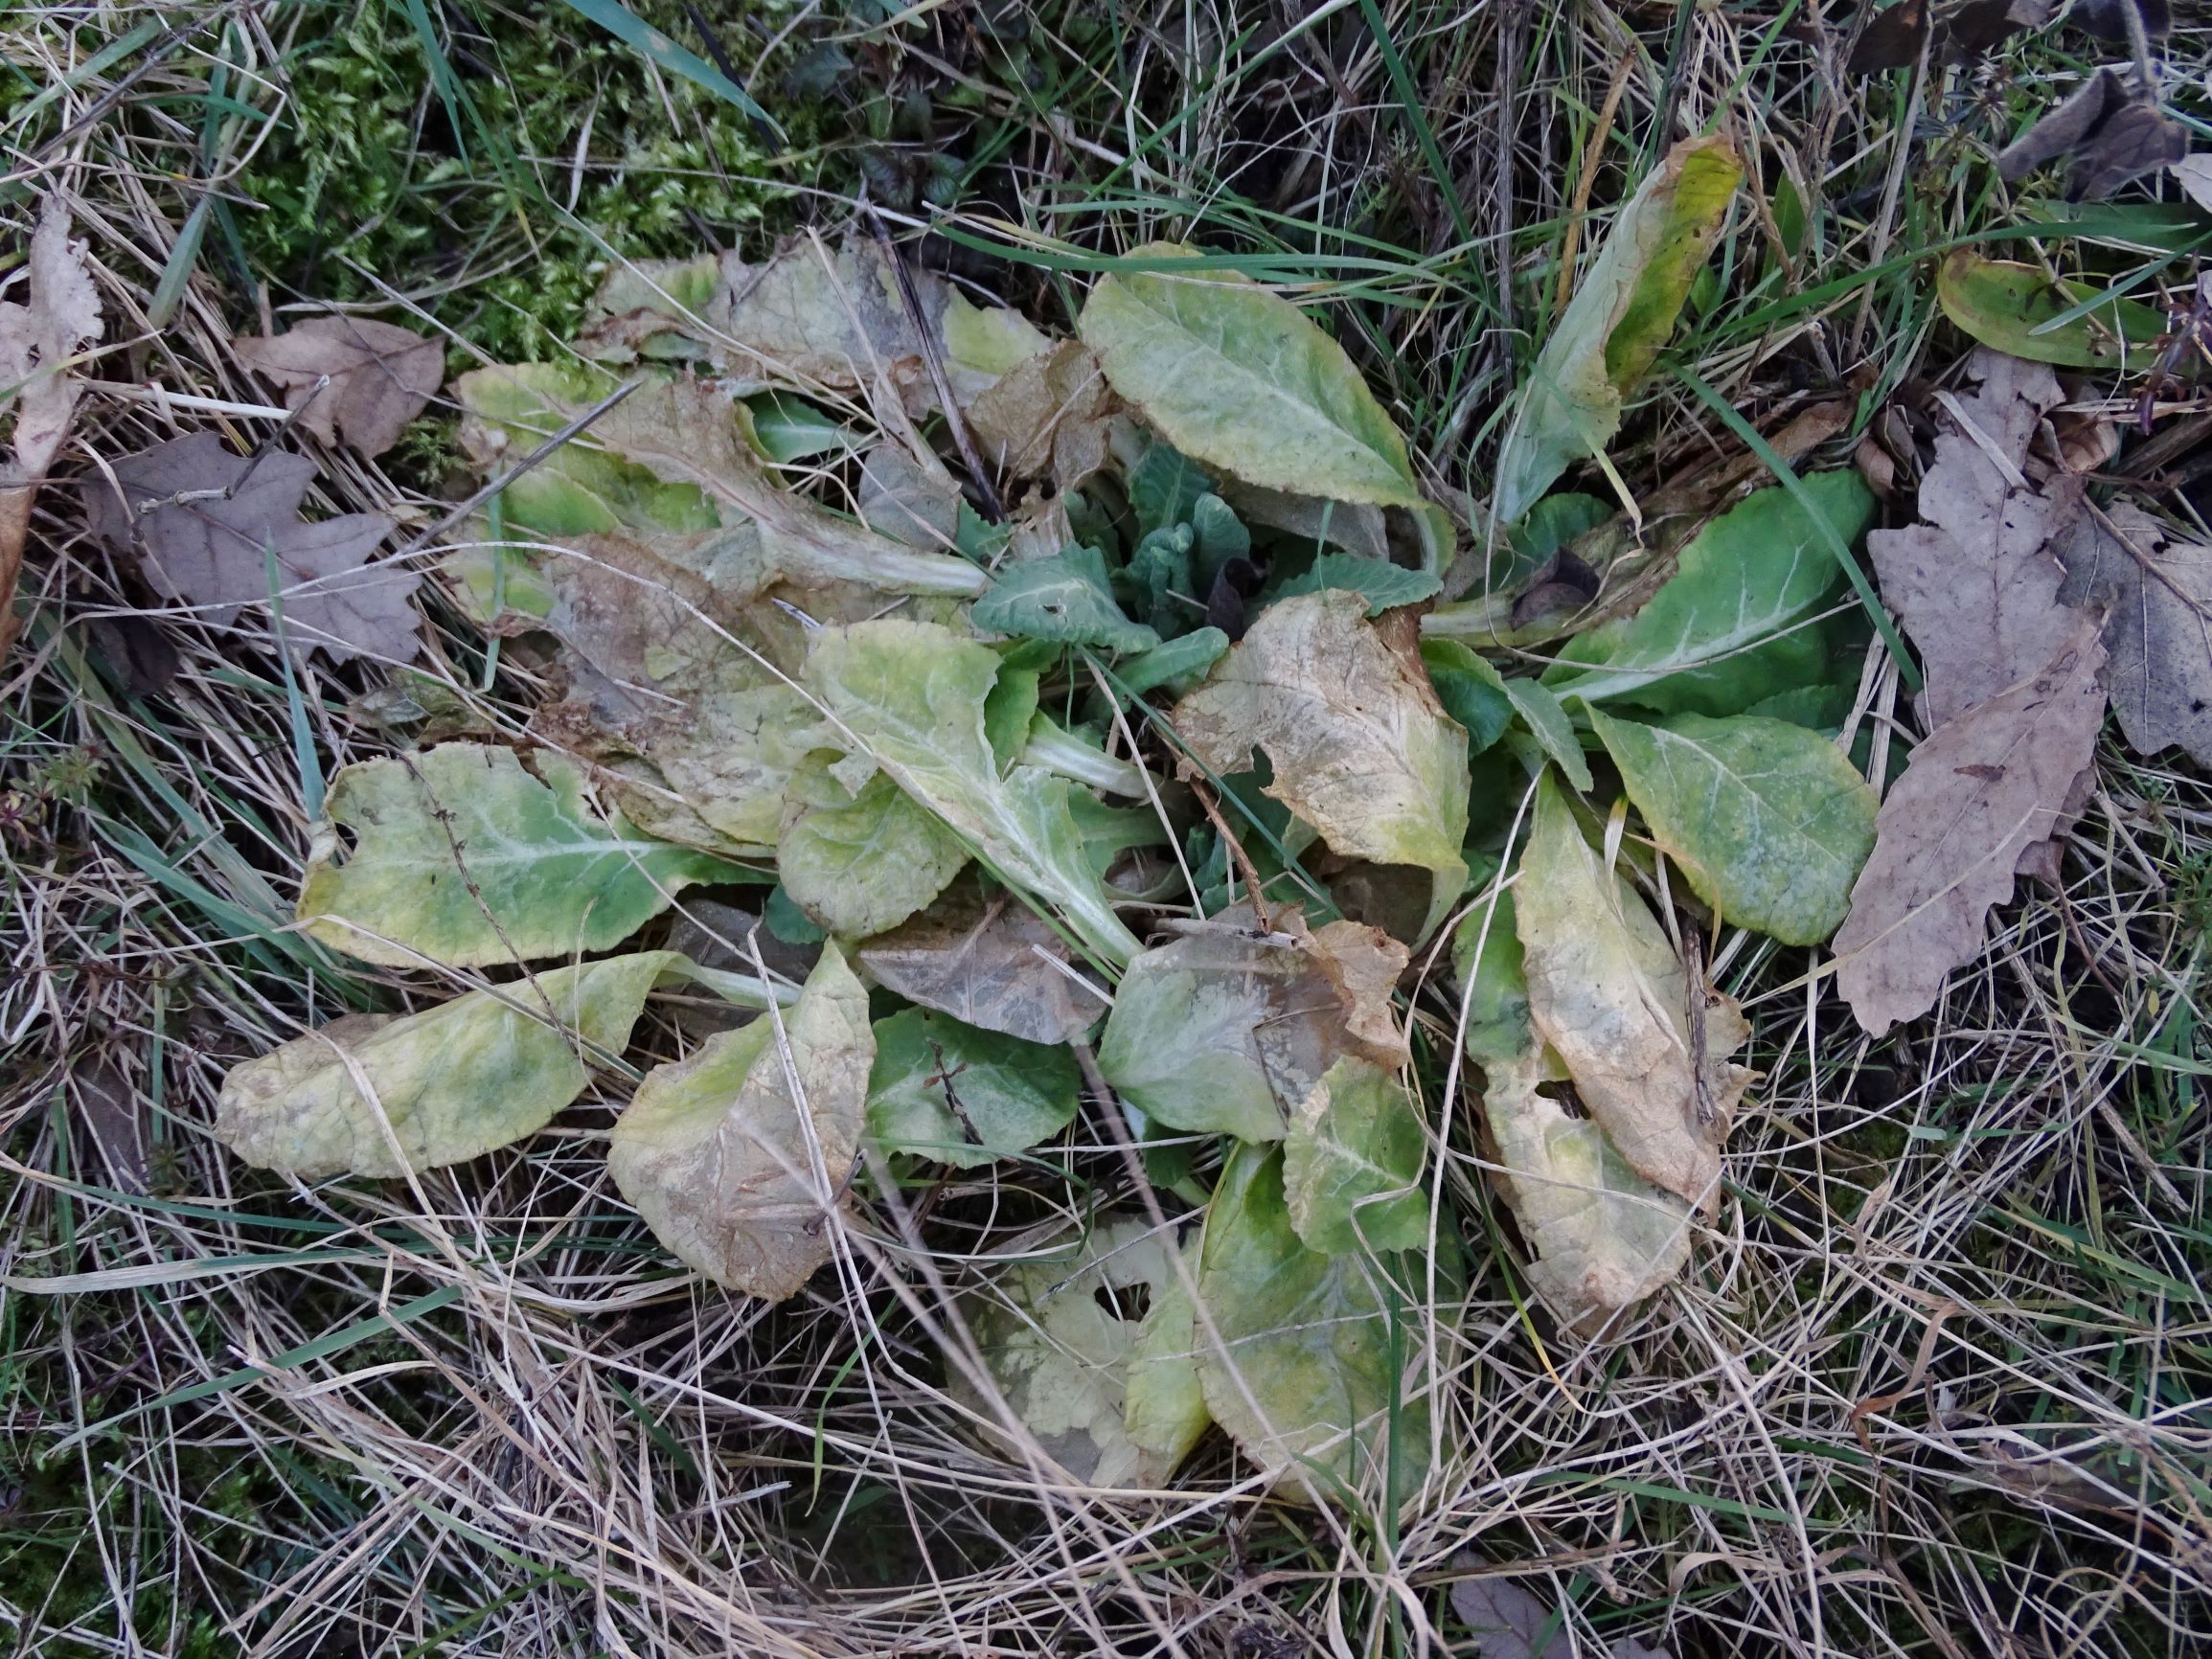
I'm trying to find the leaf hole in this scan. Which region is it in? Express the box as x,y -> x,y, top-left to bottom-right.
1094,1282 -> 1151,1323
1535,1079 -> 1589,1121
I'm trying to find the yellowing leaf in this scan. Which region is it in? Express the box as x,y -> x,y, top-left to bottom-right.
1589,709 -> 1877,946
1077,242 -> 1430,513
216,952 -> 683,1179
1936,252 -> 2167,372
1172,593 -> 1471,942
1282,1057 -> 1431,1255
776,754 -> 971,939
299,743 -> 743,968
1515,775 -> 1749,1210
865,1008 -> 1079,1169
608,943 -> 875,1301
1494,136 -> 1742,525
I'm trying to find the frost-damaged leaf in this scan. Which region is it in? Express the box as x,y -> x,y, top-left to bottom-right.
85,434 -> 419,664
971,544 -> 1159,652
1866,350 -> 2093,727
1283,1057 -> 1430,1255
803,620 -> 1142,966
650,684 -> 832,850
1833,618 -> 2108,1036
1271,553 -> 1443,615
968,337 -> 1119,489
776,753 -> 971,938
234,317 -> 445,456
866,1007 -> 1079,1169
217,951 -> 682,1178
1493,136 -> 1743,525
2057,503 -> 2212,767
1196,1143 -> 1428,1500
956,1217 -> 1210,1489
608,943 -> 875,1301
1543,472 -> 1876,716
1516,774 -> 1750,1209
300,743 -> 744,967
856,876 -> 1108,1045
1935,254 -> 2167,372
1173,592 -> 1471,942
1097,907 -> 1409,1144
1589,709 -> 1877,946
1077,242 -> 1433,515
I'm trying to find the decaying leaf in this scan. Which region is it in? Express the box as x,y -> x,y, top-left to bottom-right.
217,951 -> 684,1179
300,743 -> 744,968
803,619 -> 1142,966
1172,592 -> 1471,942
1516,775 -> 1750,1210
608,943 -> 875,1301
1449,1573 -> 1571,1659
1935,253 -> 2166,371
1097,906 -> 1409,1144
1492,135 -> 1743,525
1865,351 -> 2085,728
776,753 -> 971,938
85,434 -> 418,664
1833,617 -> 2109,1035
1195,1144 -> 1428,1499
234,316 -> 445,456
955,1217 -> 1210,1489
967,337 -> 1118,489
2173,155 -> 2212,215
855,876 -> 1108,1045
2057,502 -> 2212,767
1995,67 -> 2189,201
865,1007 -> 1080,1169
1590,709 -> 1878,946
1282,1057 -> 1431,1255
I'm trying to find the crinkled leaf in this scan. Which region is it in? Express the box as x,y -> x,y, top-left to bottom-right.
608,943 -> 874,1301
1173,592 -> 1470,941
1079,244 -> 1430,512
856,876 -> 1108,1044
1516,774 -> 1750,1209
234,317 -> 444,456
1196,1144 -> 1428,1500
1935,253 -> 2166,372
1272,553 -> 1443,615
1542,472 -> 1876,716
967,337 -> 1117,488
777,753 -> 970,938
1127,439 -> 1216,535
1493,137 -> 1743,524
1097,908 -> 1408,1144
1125,522 -> 1197,636
803,620 -> 1142,966
1590,709 -> 1877,945
865,1008 -> 1080,1169
299,743 -> 742,967
217,951 -> 683,1178
2057,502 -> 2212,767
1191,493 -> 1251,592
957,1217 -> 1209,1489
0,200 -> 103,480
1283,1057 -> 1431,1255
972,544 -> 1159,652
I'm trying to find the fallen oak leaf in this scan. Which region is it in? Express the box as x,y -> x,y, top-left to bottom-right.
2056,500 -> 2212,768
1832,615 -> 2109,1035
233,316 -> 445,457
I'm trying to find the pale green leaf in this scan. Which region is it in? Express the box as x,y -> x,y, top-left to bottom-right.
608,943 -> 875,1301
654,684 -> 833,850
1078,243 -> 1429,511
216,952 -> 683,1179
1282,1057 -> 1431,1255
971,545 -> 1159,652
745,392 -> 854,463
1272,554 -> 1443,615
865,1008 -> 1080,1169
1117,628 -> 1229,697
776,754 -> 970,938
1542,472 -> 1876,716
299,744 -> 743,968
1589,709 -> 1877,945
1494,136 -> 1742,524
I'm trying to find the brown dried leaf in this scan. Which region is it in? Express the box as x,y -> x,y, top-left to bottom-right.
967,337 -> 1118,489
1,201 -> 103,479
1833,617 -> 2108,1034
1848,0 -> 1928,75
85,434 -> 419,664
855,876 -> 1109,1047
1866,351 -> 2085,728
2057,502 -> 2212,767
233,317 -> 444,456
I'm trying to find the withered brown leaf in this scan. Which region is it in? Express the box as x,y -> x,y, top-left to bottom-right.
855,875 -> 1109,1047
2057,501 -> 2212,768
234,316 -> 445,457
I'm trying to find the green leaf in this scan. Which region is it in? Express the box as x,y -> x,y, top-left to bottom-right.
1935,251 -> 2167,372
1589,709 -> 1877,945
556,0 -> 782,136
744,392 -> 853,463
763,882 -> 827,944
1542,472 -> 1876,716
1511,492 -> 1612,564
1196,1144 -> 1428,1500
1116,628 -> 1229,697
1494,137 -> 1743,525
217,952 -> 683,1178
1127,439 -> 1215,535
1124,523 -> 1197,635
1420,640 -> 1516,753
803,620 -> 1143,966
1079,243 -> 1431,511
1272,553 -> 1443,615
608,944 -> 875,1302
777,755 -> 970,939
865,1008 -> 1080,1169
1172,592 -> 1471,942
983,665 -> 1042,773
972,545 -> 1159,652
1448,887 -> 1529,1065
299,744 -> 744,969
1282,1057 -> 1431,1255
1742,679 -> 1858,732
957,1217 -> 1210,1489
1190,493 -> 1251,592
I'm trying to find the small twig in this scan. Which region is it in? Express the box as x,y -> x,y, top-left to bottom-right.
863,204 -> 1004,523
